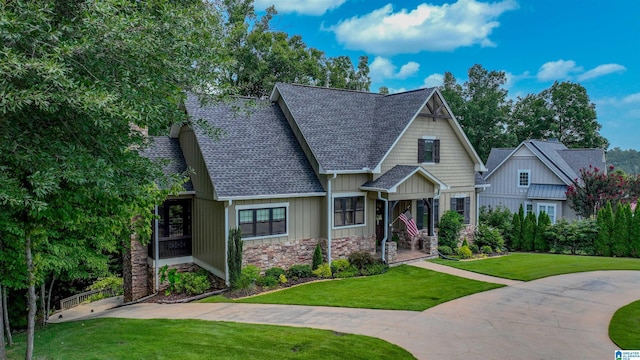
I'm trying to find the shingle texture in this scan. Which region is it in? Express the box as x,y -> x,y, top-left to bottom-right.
361,165 -> 421,190
142,137 -> 193,192
275,83 -> 434,171
184,94 -> 325,198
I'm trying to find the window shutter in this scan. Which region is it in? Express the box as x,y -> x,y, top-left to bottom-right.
434,139 -> 441,163
433,199 -> 440,228
464,197 -> 471,224
450,197 -> 456,210
416,200 -> 424,229
417,139 -> 424,163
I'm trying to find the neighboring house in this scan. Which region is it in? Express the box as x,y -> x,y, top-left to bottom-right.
480,139 -> 606,223
126,83 -> 486,299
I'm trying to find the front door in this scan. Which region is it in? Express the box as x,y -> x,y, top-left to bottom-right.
375,200 -> 385,245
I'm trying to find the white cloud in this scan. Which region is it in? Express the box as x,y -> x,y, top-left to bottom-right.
622,93 -> 640,104
423,73 -> 444,88
388,87 -> 408,94
537,60 -> 583,81
577,64 -> 627,81
327,0 -> 518,55
255,0 -> 347,15
504,70 -> 531,89
370,57 -> 420,81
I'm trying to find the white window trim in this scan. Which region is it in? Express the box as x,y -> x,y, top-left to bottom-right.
332,192 -> 367,230
236,202 -> 289,240
524,201 -> 533,215
421,136 -> 437,164
537,203 -> 557,224
517,169 -> 531,188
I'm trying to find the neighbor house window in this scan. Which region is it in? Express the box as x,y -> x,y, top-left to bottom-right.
450,196 -> 470,224
525,202 -> 533,215
238,205 -> 287,238
537,203 -> 556,224
334,196 -> 365,227
418,138 -> 440,163
518,170 -> 530,187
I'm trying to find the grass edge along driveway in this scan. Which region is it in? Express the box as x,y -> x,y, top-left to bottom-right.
430,253 -> 640,281
6,318 -> 414,360
201,264 -> 503,311
609,299 -> 640,350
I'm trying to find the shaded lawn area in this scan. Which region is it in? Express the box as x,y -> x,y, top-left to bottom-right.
200,265 -> 503,311
6,318 -> 414,360
431,253 -> 640,281
610,300 -> 640,349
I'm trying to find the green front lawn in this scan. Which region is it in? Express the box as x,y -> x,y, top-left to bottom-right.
201,265 -> 503,311
610,300 -> 640,349
6,318 -> 414,360
431,253 -> 640,281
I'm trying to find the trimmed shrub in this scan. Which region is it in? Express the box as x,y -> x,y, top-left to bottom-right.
265,267 -> 285,279
331,258 -> 351,274
175,272 -> 210,295
312,243 -> 323,270
361,263 -> 389,276
535,212 -> 551,252
469,243 -> 479,254
545,218 -> 598,255
278,274 -> 288,284
235,265 -> 260,290
596,202 -> 614,256
510,205 -> 525,250
438,210 -> 464,249
457,245 -> 473,259
348,251 -> 376,270
474,224 -> 505,250
481,245 -> 493,254
312,263 -> 332,278
479,205 -> 512,235
521,212 -> 536,252
438,245 -> 453,255
255,275 -> 278,288
227,227 -> 243,288
287,264 -> 312,279
333,266 -> 359,278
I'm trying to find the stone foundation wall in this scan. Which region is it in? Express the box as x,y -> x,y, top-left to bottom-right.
459,224 -> 476,245
384,241 -> 397,263
243,234 -> 377,271
123,237 -> 150,303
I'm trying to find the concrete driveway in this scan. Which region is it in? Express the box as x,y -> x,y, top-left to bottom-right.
95,269 -> 640,360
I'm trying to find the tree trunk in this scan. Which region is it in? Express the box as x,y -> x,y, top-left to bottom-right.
1,286 -> 10,346
0,284 -> 5,360
46,275 -> 56,322
40,283 -> 46,327
25,234 -> 36,360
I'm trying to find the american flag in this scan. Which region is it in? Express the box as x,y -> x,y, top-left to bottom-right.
399,210 -> 419,237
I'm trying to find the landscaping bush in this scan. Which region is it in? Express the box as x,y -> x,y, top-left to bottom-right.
474,224 -> 505,250
545,218 -> 598,255
312,243 -> 323,270
331,258 -> 351,274
235,265 -> 260,290
438,210 -> 464,249
227,227 -> 243,289
159,265 -> 180,295
312,263 -> 332,278
457,245 -> 473,259
333,266 -> 359,278
361,263 -> 389,276
348,251 -> 376,270
479,205 -> 512,235
286,264 -> 312,279
278,274 -> 288,284
438,245 -> 453,255
481,245 -> 493,254
265,267 -> 285,279
175,272 -> 210,295
255,275 -> 279,288
469,243 -> 479,254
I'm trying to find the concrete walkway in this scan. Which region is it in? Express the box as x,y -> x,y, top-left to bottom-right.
409,260 -> 524,286
53,264 -> 640,359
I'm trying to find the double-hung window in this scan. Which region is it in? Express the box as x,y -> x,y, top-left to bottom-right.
334,196 -> 365,227
418,138 -> 440,163
537,203 -> 556,224
450,196 -> 471,224
238,205 -> 287,238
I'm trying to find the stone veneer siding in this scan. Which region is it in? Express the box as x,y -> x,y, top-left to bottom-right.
242,235 -> 376,271
123,237 -> 150,302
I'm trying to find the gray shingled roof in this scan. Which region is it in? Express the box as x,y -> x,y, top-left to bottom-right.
141,137 -> 194,192
527,184 -> 567,200
559,149 -> 606,179
184,94 -> 325,199
274,83 -> 434,172
361,165 -> 421,191
484,148 -> 513,175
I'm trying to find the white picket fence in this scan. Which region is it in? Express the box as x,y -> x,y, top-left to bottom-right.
59,288 -> 119,311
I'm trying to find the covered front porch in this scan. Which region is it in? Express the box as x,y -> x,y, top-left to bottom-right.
362,165 -> 449,263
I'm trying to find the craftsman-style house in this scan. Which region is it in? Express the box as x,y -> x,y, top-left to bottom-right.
479,139 -> 606,223
128,83 -> 487,299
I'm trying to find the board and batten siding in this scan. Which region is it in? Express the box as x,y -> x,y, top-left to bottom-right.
438,188 -> 476,224
230,197 -> 325,245
379,105 -> 475,188
332,174 -> 370,192
389,173 -> 435,201
178,127 -> 216,200
192,198 -> 226,278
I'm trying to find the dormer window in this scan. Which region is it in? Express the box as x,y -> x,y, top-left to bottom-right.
418,138 -> 440,163
518,170 -> 530,188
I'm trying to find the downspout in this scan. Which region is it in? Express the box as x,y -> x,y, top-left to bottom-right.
154,205 -> 159,292
377,192 -> 388,263
327,173 -> 337,265
476,191 -> 480,226
224,199 -> 232,287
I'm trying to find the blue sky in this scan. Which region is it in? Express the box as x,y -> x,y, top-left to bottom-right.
254,0 -> 639,150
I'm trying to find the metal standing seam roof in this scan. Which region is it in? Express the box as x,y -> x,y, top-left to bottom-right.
184,94 -> 325,199
141,136 -> 194,192
527,184 -> 568,200
273,83 -> 435,172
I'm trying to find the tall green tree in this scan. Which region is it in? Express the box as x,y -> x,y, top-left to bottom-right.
631,206 -> 640,258
535,212 -> 551,252
509,205 -> 525,251
522,212 -> 536,252
612,203 -> 632,257
595,202 -> 615,256
1,1 -> 225,358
